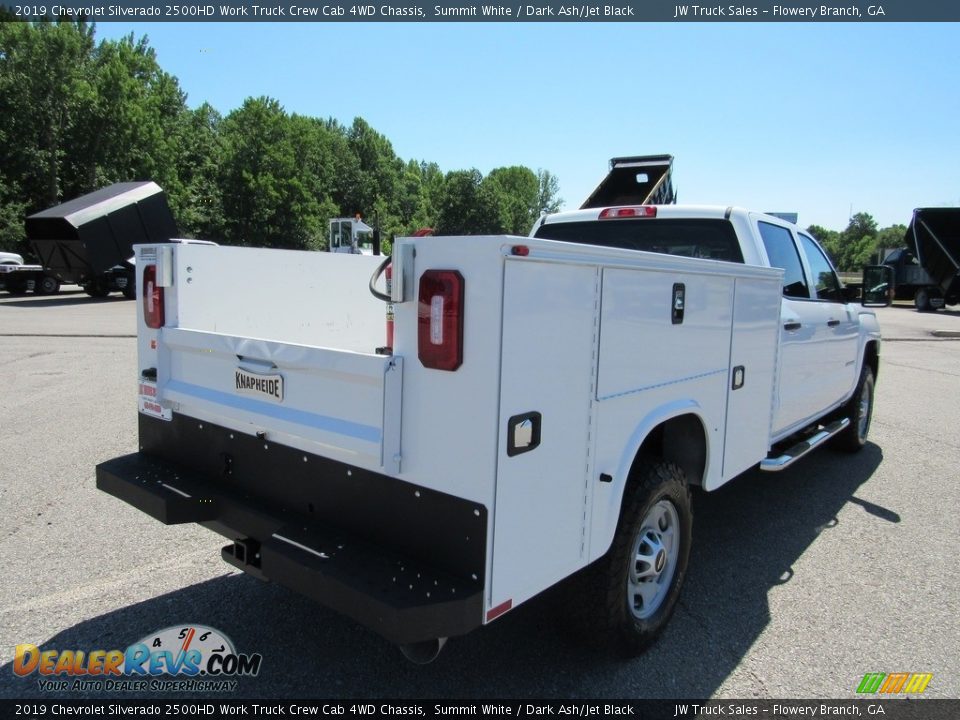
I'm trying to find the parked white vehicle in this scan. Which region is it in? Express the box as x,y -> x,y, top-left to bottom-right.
97,204 -> 882,662
0,251 -> 50,295
328,216 -> 379,255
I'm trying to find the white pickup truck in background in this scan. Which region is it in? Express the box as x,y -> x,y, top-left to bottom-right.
97,199 -> 885,663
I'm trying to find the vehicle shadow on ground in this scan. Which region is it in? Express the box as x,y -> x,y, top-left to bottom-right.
0,445 -> 885,700
889,303 -> 960,318
0,294 -> 130,308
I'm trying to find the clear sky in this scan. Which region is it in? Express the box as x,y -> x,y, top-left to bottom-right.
94,21 -> 960,231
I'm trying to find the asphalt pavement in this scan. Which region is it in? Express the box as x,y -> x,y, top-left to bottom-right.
1,290 -> 957,700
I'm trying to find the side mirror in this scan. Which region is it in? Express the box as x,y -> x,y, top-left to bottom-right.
861,265 -> 894,307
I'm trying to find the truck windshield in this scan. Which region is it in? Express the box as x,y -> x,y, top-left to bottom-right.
356,231 -> 374,252
534,219 -> 744,263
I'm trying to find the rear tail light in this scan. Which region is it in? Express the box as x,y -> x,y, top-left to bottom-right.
418,270 -> 464,371
598,206 -> 657,220
143,265 -> 164,329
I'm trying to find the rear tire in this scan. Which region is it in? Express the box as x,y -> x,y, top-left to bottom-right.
834,366 -> 875,453
915,288 -> 931,312
583,460 -> 693,656
5,277 -> 29,295
121,273 -> 136,300
84,281 -> 109,298
35,275 -> 60,295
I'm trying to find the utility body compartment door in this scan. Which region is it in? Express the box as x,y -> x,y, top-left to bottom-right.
598,266 -> 767,489
722,277 -> 782,479
490,259 -> 599,611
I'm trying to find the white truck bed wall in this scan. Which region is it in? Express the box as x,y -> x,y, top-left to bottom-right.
138,244 -> 400,473
168,244 -> 386,352
389,236 -> 509,510
418,237 -> 782,613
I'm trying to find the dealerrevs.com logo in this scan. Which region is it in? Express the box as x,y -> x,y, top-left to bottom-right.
13,625 -> 262,692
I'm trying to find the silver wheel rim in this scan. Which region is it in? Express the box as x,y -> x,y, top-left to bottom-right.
627,499 -> 680,620
858,382 -> 871,440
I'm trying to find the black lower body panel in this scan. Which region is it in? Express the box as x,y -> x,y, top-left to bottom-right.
96,415 -> 486,645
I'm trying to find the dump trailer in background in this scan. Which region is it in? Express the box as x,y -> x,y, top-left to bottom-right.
1,182 -> 178,297
580,154 -> 677,209
898,207 -> 960,311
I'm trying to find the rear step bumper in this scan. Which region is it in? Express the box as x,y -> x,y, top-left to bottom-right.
96,452 -> 484,645
759,418 -> 850,472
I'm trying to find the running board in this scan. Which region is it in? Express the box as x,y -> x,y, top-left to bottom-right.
760,418 -> 850,472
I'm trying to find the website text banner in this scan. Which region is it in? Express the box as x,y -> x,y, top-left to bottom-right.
3,700 -> 960,719
1,0 -> 958,21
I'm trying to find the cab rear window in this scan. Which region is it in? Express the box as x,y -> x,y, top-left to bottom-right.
534,218 -> 744,263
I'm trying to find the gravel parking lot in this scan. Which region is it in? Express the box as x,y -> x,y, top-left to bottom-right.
1,290 -> 958,699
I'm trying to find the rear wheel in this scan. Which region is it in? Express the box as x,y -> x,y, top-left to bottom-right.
587,460 -> 693,656
121,272 -> 136,299
84,280 -> 109,298
35,275 -> 60,295
834,366 -> 875,453
915,288 -> 932,312
5,276 -> 29,295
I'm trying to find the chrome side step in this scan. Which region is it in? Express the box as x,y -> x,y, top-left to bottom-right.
760,418 -> 850,472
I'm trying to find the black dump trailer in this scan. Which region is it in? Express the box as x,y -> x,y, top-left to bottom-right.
2,182 -> 178,298
580,154 -> 677,209
906,208 -> 960,311
885,208 -> 960,312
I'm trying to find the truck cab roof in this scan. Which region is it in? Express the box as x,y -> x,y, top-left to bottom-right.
537,204 -> 733,226
531,205 -> 793,268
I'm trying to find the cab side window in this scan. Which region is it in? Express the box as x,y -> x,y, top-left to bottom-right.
758,222 -> 809,299
798,233 -> 843,302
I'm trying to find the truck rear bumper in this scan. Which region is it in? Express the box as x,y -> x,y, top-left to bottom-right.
96,439 -> 485,645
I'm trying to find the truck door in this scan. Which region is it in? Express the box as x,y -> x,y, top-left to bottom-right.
796,232 -> 859,403
756,220 -> 828,434
491,259 -> 598,609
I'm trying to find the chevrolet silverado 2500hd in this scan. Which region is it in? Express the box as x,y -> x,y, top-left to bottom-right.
96,204 -> 881,662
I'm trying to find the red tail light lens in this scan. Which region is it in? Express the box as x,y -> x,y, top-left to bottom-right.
418,270 -> 464,371
143,265 -> 164,329
598,206 -> 658,220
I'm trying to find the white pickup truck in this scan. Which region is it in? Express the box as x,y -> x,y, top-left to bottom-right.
97,204 -> 884,662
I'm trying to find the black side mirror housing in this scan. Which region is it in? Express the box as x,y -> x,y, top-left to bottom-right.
861,265 -> 894,307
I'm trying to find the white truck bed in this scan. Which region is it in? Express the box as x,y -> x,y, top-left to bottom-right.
100,230 -> 785,649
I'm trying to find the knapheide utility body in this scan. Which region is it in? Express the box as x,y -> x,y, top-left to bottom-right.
97,203 -> 881,661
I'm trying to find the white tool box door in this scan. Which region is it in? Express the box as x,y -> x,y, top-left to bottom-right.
491,260 -> 598,608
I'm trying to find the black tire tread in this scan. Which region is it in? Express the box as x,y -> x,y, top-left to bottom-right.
84,282 -> 109,298
833,366 -> 874,453
564,459 -> 692,657
35,276 -> 60,295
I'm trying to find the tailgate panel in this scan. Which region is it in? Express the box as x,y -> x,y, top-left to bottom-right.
157,327 -> 401,472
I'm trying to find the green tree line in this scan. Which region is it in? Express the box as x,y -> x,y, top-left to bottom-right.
0,20 -> 908,271
0,19 -> 563,260
808,212 -> 906,273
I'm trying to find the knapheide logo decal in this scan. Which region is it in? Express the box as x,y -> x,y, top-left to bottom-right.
13,624 -> 262,692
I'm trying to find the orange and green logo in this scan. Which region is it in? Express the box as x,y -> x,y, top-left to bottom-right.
856,672 -> 932,694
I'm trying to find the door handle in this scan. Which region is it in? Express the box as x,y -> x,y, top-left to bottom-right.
783,322 -> 801,331
827,319 -> 840,327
